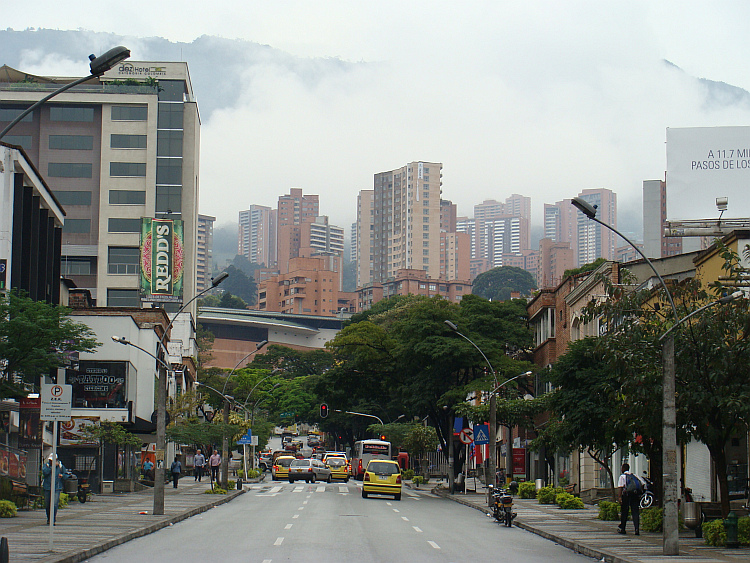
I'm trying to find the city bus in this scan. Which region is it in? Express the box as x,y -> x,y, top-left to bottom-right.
351,439 -> 391,480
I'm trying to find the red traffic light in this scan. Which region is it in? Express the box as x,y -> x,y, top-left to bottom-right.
320,403 -> 329,418
380,435 -> 386,441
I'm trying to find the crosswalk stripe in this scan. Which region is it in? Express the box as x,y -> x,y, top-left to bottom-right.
316,485 -> 326,492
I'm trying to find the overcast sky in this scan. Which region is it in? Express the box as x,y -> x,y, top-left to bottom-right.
6,1 -> 750,235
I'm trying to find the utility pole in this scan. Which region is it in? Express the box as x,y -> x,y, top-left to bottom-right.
221,398 -> 230,489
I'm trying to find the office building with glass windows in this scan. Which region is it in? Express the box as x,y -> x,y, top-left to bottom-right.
0,62 -> 200,310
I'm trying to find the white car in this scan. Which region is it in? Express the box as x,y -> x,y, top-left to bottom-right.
288,458 -> 332,483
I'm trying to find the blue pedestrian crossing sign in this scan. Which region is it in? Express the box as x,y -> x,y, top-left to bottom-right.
473,424 -> 490,445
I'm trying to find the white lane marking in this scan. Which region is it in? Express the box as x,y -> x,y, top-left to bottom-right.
262,560 -> 272,563
338,486 -> 349,493
274,537 -> 284,546
293,486 -> 304,493
393,508 -> 400,513
404,489 -> 419,497
427,541 -> 440,549
303,500 -> 308,505
316,485 -> 325,492
386,502 -> 392,506
306,494 -> 312,498
284,524 -> 293,529
401,516 -> 409,521
269,486 -> 282,493
292,514 -> 299,519
413,526 -> 423,533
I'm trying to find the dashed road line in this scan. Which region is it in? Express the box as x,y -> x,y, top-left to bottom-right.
413,526 -> 423,533
427,541 -> 440,549
274,537 -> 284,546
292,514 -> 299,519
401,516 -> 409,521
284,524 -> 293,529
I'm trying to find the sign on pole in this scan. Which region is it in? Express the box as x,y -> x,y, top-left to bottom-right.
40,384 -> 72,421
473,424 -> 489,445
459,428 -> 474,445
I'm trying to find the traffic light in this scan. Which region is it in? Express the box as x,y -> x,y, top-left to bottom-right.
380,435 -> 386,441
320,403 -> 329,418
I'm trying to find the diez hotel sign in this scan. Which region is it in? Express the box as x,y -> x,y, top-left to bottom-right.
140,218 -> 184,303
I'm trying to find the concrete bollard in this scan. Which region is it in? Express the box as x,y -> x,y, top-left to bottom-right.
0,536 -> 9,563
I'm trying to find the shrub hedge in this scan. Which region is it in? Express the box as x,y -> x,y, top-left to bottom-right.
518,481 -> 536,499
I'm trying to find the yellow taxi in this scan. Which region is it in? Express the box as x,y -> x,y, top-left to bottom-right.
272,455 -> 296,481
325,456 -> 350,482
361,459 -> 402,501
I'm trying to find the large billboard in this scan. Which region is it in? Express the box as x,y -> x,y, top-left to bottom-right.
666,126 -> 750,220
140,218 -> 184,303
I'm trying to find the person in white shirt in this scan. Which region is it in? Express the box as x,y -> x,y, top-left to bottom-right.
617,462 -> 643,535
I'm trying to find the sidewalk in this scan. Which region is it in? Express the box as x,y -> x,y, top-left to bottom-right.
435,483 -> 749,563
0,479 -> 245,563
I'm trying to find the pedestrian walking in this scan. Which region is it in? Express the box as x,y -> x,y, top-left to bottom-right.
170,457 -> 182,488
143,458 -> 154,481
209,450 -> 221,482
42,453 -> 68,525
617,462 -> 643,535
194,449 -> 205,482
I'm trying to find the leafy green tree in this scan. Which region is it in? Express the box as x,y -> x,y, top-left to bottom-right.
537,338 -> 631,499
585,247 -> 750,516
219,292 -> 248,310
320,294 -> 534,475
402,425 -> 439,477
220,265 -> 257,305
472,266 -> 536,301
0,290 -> 99,395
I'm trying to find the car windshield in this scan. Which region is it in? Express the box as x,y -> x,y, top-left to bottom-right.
327,459 -> 346,467
291,460 -> 311,467
367,462 -> 399,475
277,458 -> 294,467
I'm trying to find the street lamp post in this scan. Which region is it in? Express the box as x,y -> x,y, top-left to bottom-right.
0,47 -> 131,140
113,271 -> 228,514
444,320 -> 495,497
219,340 -> 268,489
572,196 -> 682,555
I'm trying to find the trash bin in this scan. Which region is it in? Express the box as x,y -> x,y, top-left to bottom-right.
535,478 -> 544,491
101,480 -> 114,494
64,477 -> 78,494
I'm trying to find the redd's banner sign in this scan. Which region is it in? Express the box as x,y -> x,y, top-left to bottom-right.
140,218 -> 184,303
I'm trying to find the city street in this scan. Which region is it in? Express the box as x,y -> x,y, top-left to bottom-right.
85,481 -> 593,562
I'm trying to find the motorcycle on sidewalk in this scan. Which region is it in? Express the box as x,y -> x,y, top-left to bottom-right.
489,484 -> 516,527
639,472 -> 656,509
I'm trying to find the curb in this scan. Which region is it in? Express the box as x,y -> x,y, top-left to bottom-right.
51,488 -> 246,563
434,489 -> 637,563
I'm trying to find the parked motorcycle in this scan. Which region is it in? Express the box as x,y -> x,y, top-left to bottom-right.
77,476 -> 91,503
639,472 -> 656,509
489,484 -> 516,527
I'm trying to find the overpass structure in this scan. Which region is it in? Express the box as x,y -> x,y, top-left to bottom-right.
197,307 -> 345,369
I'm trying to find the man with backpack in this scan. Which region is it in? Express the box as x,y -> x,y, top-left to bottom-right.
617,462 -> 643,535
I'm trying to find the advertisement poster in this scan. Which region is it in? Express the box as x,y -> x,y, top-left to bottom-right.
59,417 -> 100,446
67,361 -> 127,409
139,217 -> 184,303
666,126 -> 750,220
18,397 -> 41,451
0,446 -> 27,481
512,447 -> 526,477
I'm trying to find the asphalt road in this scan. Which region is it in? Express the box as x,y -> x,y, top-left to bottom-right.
85,481 -> 594,563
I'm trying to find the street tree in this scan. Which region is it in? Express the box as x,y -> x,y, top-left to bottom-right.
0,290 -> 99,396
585,247 -> 750,516
402,424 -> 439,477
472,266 -> 536,301
322,293 -> 534,474
537,337 -> 631,499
